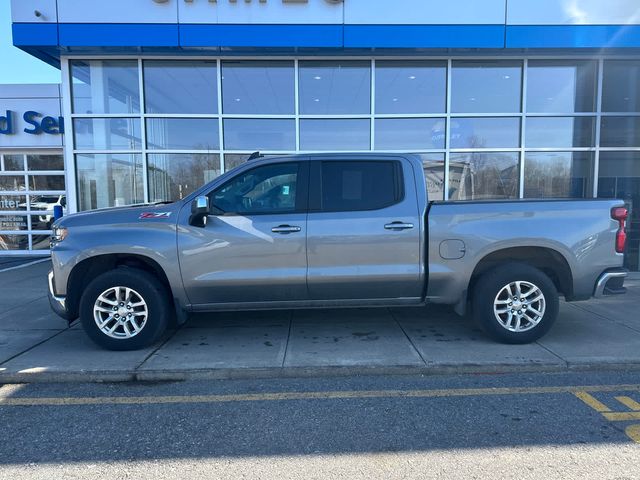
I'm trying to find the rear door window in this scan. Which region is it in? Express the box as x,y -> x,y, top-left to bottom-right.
319,161 -> 403,212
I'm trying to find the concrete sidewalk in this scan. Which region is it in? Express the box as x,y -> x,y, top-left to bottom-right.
1,260 -> 640,382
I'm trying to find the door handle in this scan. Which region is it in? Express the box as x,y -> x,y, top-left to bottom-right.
271,225 -> 302,234
384,221 -> 414,231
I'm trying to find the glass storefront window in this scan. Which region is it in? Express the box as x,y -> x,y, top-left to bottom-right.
28,175 -> 65,191
524,152 -> 593,198
448,152 -> 520,200
76,153 -> 144,210
223,119 -> 295,151
300,119 -> 370,151
27,155 -> 64,171
299,61 -> 370,114
600,117 -> 640,147
597,151 -> 640,271
375,61 -> 446,114
0,214 -> 27,231
222,61 -> 294,115
146,118 -> 219,150
526,61 -> 597,113
602,60 -> 640,112
526,117 -> 595,148
451,61 -> 522,113
3,155 -> 25,171
144,60 -> 217,114
450,117 -> 520,149
148,153 -> 221,202
71,60 -> 140,114
73,118 -> 142,150
0,234 -> 28,251
375,118 -> 445,150
418,153 -> 445,201
0,175 -> 26,192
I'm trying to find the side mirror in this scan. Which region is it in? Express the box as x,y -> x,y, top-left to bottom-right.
189,196 -> 209,227
59,196 -> 67,207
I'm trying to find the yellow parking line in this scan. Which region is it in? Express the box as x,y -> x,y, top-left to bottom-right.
574,392 -> 611,412
1,383 -> 640,407
625,425 -> 640,444
603,411 -> 640,421
615,396 -> 640,411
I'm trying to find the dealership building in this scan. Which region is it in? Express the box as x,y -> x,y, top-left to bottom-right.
2,0 -> 640,270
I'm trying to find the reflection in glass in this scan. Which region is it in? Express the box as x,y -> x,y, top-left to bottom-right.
148,154 -> 221,202
0,214 -> 27,231
300,119 -> 370,151
375,118 -> 445,150
144,60 -> 217,114
448,153 -> 519,200
222,61 -> 294,114
71,60 -> 140,114
223,119 -> 295,151
449,117 -> 520,148
375,61 -> 446,114
28,176 -> 65,191
526,117 -> 595,148
146,118 -> 219,150
526,61 -> 597,113
0,176 -> 26,192
602,60 -> 640,112
299,61 -> 370,114
418,153 -> 445,201
223,154 -> 278,173
451,61 -> 522,113
27,155 -> 64,171
0,234 -> 28,250
597,151 -> 640,270
600,117 -> 640,147
524,152 -> 592,198
76,154 -> 144,210
73,118 -> 141,150
3,155 -> 24,171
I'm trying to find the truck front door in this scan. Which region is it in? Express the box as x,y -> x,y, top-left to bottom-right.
178,161 -> 309,306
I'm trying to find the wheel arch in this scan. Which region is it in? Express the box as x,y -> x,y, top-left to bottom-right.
65,253 -> 174,320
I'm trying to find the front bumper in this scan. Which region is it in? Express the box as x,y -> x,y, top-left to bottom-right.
593,268 -> 628,298
48,270 -> 70,320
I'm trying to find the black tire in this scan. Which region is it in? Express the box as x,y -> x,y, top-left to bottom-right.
472,263 -> 559,344
79,268 -> 170,351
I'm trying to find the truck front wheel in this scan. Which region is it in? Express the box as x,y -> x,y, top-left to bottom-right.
79,268 -> 170,351
472,263 -> 559,344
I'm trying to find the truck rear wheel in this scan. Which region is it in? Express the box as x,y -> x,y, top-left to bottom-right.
79,268 -> 170,351
472,263 -> 559,344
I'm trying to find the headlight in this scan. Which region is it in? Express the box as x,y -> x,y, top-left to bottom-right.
50,227 -> 68,246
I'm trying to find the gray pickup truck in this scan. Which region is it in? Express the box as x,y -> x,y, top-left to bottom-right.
48,153 -> 629,350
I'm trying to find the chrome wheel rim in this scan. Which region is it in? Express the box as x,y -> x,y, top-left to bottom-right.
93,286 -> 148,339
493,281 -> 546,333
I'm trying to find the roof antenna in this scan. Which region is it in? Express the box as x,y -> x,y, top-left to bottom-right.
247,151 -> 262,161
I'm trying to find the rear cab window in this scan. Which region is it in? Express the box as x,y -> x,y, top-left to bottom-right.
312,160 -> 404,212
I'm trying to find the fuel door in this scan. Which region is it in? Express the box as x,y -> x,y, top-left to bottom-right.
439,239 -> 466,260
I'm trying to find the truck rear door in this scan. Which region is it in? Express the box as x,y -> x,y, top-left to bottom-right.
306,156 -> 422,300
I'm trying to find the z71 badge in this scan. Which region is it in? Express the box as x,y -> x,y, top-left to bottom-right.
139,212 -> 172,219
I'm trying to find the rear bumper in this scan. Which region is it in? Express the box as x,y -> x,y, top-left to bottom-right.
48,270 -> 70,320
593,268 -> 628,298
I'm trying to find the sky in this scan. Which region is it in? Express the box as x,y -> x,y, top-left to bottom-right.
0,1 -> 60,84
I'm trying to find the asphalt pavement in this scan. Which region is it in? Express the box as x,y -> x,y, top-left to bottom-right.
0,370 -> 639,479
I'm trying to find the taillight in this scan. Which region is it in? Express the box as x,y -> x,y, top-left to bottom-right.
611,206 -> 628,254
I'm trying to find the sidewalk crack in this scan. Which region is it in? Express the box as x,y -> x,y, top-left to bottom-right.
389,308 -> 428,366
280,310 -> 294,368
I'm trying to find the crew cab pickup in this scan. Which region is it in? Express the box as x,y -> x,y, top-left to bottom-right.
48,154 -> 629,350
